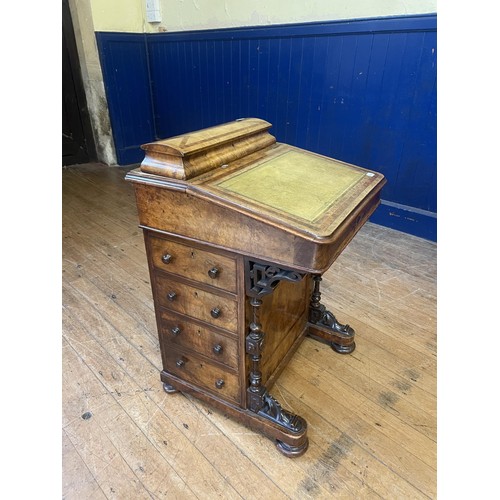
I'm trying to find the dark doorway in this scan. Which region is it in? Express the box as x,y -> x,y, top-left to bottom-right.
62,0 -> 96,165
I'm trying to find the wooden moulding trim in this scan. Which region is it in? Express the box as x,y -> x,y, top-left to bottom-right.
125,169 -> 188,191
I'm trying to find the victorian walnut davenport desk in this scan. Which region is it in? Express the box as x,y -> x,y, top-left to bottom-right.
126,118 -> 386,457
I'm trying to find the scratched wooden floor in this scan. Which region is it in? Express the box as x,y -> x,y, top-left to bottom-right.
62,163 -> 437,499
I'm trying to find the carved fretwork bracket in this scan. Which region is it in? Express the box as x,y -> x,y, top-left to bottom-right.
245,259 -> 305,297
257,393 -> 306,433
307,275 -> 356,354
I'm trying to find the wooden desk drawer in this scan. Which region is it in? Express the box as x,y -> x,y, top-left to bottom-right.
159,309 -> 238,369
164,348 -> 241,404
155,276 -> 238,333
148,235 -> 237,293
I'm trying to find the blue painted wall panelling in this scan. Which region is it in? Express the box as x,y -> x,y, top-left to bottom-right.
96,14 -> 436,240
96,33 -> 156,165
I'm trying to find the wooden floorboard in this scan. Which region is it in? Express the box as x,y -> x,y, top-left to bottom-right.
62,163 -> 437,499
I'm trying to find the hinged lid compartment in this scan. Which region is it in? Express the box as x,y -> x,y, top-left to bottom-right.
140,118 -> 276,180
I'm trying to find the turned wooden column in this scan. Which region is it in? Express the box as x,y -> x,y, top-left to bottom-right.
307,275 -> 356,354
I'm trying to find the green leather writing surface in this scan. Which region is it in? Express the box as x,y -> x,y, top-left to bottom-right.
216,150 -> 365,221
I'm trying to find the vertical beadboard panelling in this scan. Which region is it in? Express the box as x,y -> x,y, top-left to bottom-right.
95,33 -> 155,165
395,31 -> 437,212
148,16 -> 436,239
340,33 -> 372,167
96,14 -> 436,239
361,32 -> 401,202
304,36 -> 328,151
294,36 -> 315,150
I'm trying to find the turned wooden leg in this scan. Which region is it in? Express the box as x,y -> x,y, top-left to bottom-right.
246,295 -> 309,457
307,275 -> 356,354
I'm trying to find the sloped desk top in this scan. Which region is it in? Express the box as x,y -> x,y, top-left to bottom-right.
126,118 -> 386,273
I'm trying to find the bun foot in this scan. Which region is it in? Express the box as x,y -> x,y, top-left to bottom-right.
331,341 -> 356,354
163,382 -> 178,394
276,438 -> 309,458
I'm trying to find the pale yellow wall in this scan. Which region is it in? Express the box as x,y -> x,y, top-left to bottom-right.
90,0 -> 146,32
91,0 -> 437,33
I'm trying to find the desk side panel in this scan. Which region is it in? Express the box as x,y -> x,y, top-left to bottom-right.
246,277 -> 313,390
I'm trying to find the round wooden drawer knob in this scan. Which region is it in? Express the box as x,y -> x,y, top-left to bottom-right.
167,291 -> 177,302
215,379 -> 225,389
162,253 -> 173,264
208,267 -> 219,279
210,307 -> 221,318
